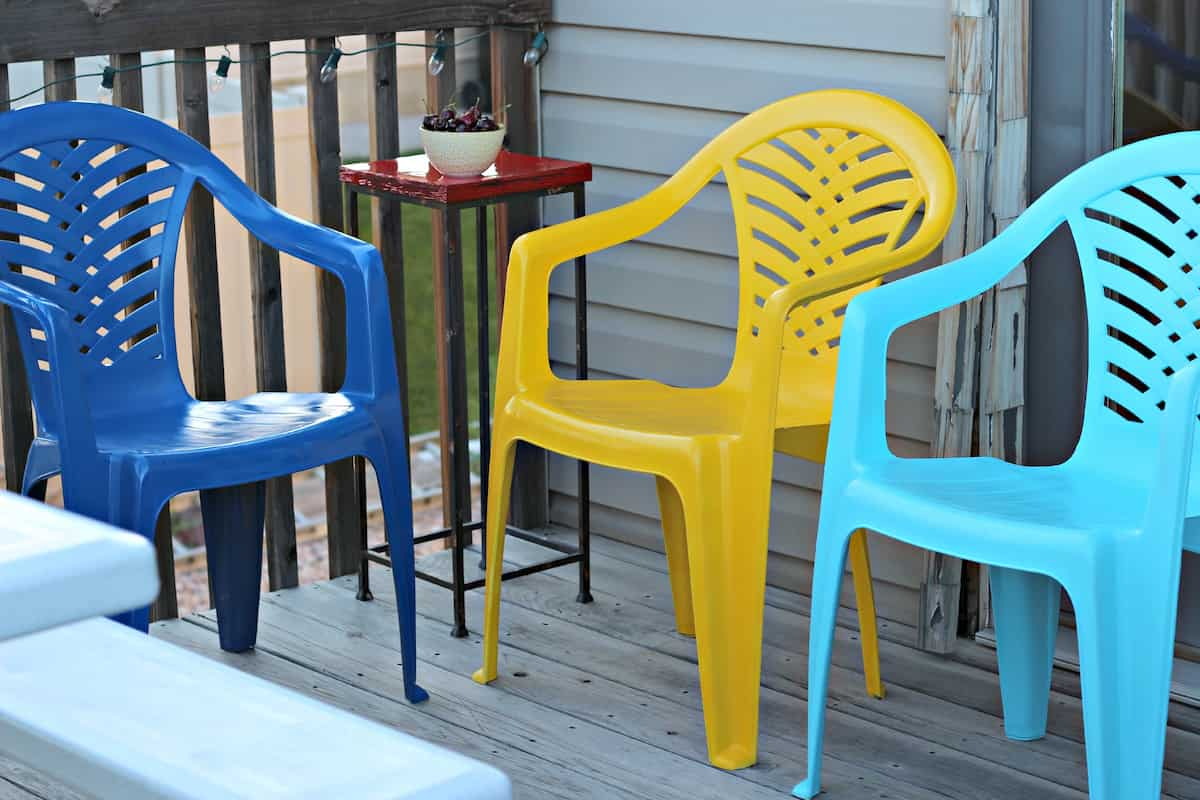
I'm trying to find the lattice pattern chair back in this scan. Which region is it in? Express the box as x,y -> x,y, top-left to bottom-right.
719,106 -> 949,379
1067,166 -> 1200,473
0,134 -> 187,434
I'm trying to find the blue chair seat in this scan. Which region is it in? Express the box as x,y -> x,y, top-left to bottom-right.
94,394 -> 364,457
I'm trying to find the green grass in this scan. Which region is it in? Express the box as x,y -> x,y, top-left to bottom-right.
351,193 -> 499,437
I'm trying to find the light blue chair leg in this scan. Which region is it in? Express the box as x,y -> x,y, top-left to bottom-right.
793,521 -> 852,800
200,483 -> 266,653
990,566 -> 1061,741
1071,556 -> 1179,799
372,441 -> 429,704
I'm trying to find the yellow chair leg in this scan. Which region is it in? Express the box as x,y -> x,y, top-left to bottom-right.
680,471 -> 769,770
472,438 -> 519,685
848,528 -> 885,699
655,475 -> 695,637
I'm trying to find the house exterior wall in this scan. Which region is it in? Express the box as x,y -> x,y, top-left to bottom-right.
538,0 -> 949,624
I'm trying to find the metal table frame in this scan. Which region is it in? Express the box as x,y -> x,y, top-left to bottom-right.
343,179 -> 592,637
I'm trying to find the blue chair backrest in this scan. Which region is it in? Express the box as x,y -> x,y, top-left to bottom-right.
0,103 -> 239,443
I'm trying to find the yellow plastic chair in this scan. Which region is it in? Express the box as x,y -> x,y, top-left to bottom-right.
472,90 -> 956,769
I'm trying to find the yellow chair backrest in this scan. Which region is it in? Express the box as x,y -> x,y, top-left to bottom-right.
497,90 -> 954,403
665,90 -> 956,389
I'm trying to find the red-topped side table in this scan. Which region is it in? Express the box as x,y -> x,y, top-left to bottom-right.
340,151 -> 594,637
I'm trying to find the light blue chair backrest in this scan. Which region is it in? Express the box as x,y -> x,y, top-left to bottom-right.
930,132 -> 1200,505
1055,138 -> 1200,496
0,103 -> 266,448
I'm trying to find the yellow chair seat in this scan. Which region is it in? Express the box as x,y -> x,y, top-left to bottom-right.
518,381 -> 744,442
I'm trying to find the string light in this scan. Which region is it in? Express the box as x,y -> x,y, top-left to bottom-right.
96,65 -> 116,104
319,47 -> 343,84
523,31 -> 548,66
428,30 -> 448,77
209,54 -> 233,93
8,27 -> 542,108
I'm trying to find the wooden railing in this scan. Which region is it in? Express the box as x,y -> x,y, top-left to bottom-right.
0,0 -> 550,617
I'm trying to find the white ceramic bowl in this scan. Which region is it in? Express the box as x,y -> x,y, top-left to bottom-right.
419,125 -> 506,177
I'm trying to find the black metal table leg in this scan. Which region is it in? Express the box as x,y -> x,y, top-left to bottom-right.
573,186 -> 593,604
346,188 -> 375,603
476,205 -> 491,571
444,207 -> 472,637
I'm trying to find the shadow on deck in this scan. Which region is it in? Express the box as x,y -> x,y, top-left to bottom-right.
9,530 -> 1200,799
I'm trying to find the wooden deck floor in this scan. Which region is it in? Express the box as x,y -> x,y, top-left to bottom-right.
7,530 -> 1200,799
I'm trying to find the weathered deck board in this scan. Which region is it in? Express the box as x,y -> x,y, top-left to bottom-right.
0,754 -> 84,800
5,534 -> 1198,799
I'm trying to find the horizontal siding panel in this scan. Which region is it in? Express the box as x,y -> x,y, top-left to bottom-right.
542,26 -> 946,133
552,0 -> 946,57
543,94 -> 738,179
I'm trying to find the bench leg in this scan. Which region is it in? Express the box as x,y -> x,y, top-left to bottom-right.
200,483 -> 266,652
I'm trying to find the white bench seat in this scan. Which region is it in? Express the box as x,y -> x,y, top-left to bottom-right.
0,619 -> 510,800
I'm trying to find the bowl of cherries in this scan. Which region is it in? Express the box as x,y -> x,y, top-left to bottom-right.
420,103 -> 505,177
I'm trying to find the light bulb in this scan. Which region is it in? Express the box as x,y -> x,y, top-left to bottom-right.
319,48 -> 342,84
428,31 -> 448,77
209,54 -> 233,93
523,32 -> 548,67
97,66 -> 116,104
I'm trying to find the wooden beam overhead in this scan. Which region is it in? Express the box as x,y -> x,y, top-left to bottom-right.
0,0 -> 551,63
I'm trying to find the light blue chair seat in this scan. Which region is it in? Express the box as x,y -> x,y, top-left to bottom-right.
845,458 -> 1148,542
0,102 -> 427,704
796,131 -> 1200,800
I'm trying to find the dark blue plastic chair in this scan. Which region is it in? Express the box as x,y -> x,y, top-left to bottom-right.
0,102 -> 427,703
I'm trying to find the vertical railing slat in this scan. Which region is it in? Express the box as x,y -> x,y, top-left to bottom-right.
490,27 -> 547,529
0,63 -> 37,499
174,51 -> 227,403
307,36 -> 361,578
240,41 -> 300,591
113,52 -> 180,620
425,28 -> 463,531
43,58 -> 76,101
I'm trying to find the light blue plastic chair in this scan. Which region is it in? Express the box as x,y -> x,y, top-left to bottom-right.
0,102 -> 427,703
795,132 -> 1200,800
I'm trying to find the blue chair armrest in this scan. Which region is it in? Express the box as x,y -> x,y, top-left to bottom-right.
0,282 -> 97,462
199,176 -> 398,399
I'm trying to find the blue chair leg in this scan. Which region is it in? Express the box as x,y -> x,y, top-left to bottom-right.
371,442 -> 429,704
200,482 -> 266,653
991,566 -> 1061,741
793,520 -> 852,800
1072,551 -> 1179,800
107,491 -> 164,633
